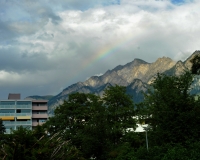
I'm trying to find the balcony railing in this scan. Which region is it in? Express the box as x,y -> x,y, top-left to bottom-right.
16,105 -> 32,109
32,114 -> 48,118
0,113 -> 31,116
3,121 -> 32,125
0,113 -> 15,116
0,105 -> 32,109
0,105 -> 16,109
32,106 -> 48,110
16,113 -> 32,116
32,122 -> 45,126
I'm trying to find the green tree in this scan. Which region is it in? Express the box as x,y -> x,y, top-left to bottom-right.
0,119 -> 6,159
32,124 -> 73,160
1,126 -> 35,160
0,125 -> 71,160
45,86 -> 137,159
190,53 -> 200,74
31,125 -> 52,160
45,92 -> 104,159
101,85 -> 136,158
0,118 -> 5,134
141,72 -> 200,146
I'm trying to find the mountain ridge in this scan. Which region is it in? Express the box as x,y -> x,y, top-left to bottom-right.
47,55 -> 177,114
36,51 -> 200,115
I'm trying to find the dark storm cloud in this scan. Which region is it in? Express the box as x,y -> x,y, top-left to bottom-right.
0,0 -> 61,39
36,32 -> 54,40
0,48 -> 51,72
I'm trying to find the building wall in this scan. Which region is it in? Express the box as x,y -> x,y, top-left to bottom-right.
32,100 -> 48,128
0,95 -> 48,134
0,100 -> 32,134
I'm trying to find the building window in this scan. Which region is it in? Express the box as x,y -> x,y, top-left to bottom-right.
0,101 -> 15,105
0,109 -> 15,113
21,109 -> 31,113
32,103 -> 46,106
32,111 -> 47,114
16,101 -> 31,105
39,119 -> 47,123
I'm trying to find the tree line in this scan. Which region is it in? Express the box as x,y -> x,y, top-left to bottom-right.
0,54 -> 200,159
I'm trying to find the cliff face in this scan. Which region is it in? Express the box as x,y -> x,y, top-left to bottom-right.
83,59 -> 149,88
48,51 -> 200,115
83,57 -> 176,87
164,50 -> 200,76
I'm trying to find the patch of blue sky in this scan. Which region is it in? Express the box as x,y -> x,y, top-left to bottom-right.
171,0 -> 193,5
45,0 -> 120,12
0,7 -> 31,22
68,0 -> 121,11
102,0 -> 120,6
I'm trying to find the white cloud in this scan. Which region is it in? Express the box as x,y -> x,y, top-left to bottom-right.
0,0 -> 200,98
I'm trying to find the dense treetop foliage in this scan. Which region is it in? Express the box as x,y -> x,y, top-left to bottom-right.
190,54 -> 200,74
0,119 -> 5,134
140,72 -> 200,145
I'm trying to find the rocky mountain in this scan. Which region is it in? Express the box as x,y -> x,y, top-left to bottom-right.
126,79 -> 149,103
48,50 -> 200,115
164,51 -> 200,76
84,57 -> 176,86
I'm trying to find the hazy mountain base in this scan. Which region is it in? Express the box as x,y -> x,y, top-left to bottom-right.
25,95 -> 54,100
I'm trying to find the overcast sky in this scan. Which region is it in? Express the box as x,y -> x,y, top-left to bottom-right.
0,0 -> 199,99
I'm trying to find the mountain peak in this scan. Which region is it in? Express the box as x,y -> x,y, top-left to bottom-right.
112,58 -> 148,72
155,56 -> 174,63
133,58 -> 148,63
185,50 -> 200,62
184,50 -> 200,69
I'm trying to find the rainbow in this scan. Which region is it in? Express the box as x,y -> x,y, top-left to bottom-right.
69,35 -> 134,82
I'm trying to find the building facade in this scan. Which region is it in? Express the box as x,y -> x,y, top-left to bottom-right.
32,100 -> 48,129
0,94 -> 48,134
